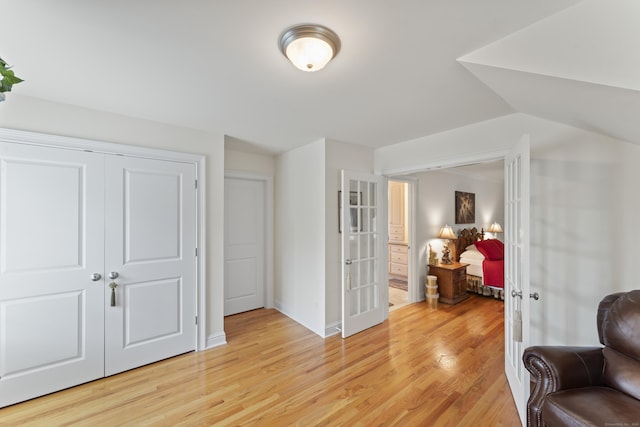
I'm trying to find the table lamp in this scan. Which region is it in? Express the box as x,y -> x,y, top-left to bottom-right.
437,225 -> 456,264
487,222 -> 503,236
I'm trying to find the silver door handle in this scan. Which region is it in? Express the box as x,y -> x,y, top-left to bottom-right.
511,290 -> 523,299
90,273 -> 102,281
530,292 -> 540,301
108,271 -> 119,280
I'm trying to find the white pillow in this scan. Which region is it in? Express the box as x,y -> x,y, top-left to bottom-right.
460,249 -> 485,261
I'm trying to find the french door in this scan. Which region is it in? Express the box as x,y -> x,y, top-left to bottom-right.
341,170 -> 386,338
0,142 -> 196,407
504,134 -> 531,426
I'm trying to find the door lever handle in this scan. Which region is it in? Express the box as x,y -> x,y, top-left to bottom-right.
109,282 -> 118,306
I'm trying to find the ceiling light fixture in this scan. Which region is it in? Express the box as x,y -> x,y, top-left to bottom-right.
279,24 -> 341,72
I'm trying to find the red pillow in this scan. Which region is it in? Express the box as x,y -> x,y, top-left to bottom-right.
474,239 -> 504,260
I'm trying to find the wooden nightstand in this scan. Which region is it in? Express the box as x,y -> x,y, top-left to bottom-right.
428,262 -> 469,305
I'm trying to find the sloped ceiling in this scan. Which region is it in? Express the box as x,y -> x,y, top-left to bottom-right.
458,0 -> 640,145
0,0 -> 584,154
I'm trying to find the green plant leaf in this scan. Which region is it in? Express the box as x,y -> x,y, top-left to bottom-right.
1,69 -> 23,85
0,57 -> 24,93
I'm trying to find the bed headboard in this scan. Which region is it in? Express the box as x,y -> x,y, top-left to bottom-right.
453,227 -> 484,262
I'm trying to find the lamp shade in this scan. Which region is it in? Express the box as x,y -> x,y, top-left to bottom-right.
437,225 -> 456,240
487,222 -> 503,233
279,24 -> 341,72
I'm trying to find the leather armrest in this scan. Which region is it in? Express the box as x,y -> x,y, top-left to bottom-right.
523,346 -> 604,427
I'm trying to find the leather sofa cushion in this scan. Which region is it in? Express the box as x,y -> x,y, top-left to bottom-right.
602,290 -> 640,358
543,387 -> 640,426
603,347 -> 640,400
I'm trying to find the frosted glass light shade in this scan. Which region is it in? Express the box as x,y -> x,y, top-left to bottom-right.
279,24 -> 341,72
286,37 -> 334,72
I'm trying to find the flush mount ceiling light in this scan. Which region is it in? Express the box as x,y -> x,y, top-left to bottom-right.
279,24 -> 341,72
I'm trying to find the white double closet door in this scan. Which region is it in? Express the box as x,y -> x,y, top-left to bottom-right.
0,142 -> 196,407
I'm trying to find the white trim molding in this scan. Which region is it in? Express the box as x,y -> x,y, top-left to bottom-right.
206,331 -> 228,349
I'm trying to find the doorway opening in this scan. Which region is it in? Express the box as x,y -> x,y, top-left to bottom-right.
387,179 -> 411,310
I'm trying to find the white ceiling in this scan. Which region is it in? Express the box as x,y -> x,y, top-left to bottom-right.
3,0 -> 635,155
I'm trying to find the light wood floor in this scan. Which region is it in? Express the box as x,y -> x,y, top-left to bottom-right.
388,285 -> 408,309
0,295 -> 518,426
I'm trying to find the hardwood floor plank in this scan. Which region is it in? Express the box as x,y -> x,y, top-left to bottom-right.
0,295 -> 519,426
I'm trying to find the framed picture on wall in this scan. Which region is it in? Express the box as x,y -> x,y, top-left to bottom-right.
455,191 -> 475,224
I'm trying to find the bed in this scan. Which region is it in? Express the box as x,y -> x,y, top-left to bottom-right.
453,227 -> 504,300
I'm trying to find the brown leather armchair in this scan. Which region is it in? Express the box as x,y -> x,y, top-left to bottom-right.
523,290 -> 640,426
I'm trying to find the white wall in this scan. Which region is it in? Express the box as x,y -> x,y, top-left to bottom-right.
411,168 -> 504,297
275,139 -> 326,336
324,140 -> 375,334
0,94 -> 226,347
225,146 -> 276,176
375,113 -> 640,346
529,127 -> 640,345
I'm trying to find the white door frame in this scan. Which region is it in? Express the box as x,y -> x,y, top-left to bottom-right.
0,127 -> 208,351
224,170 -> 274,310
386,176 -> 418,303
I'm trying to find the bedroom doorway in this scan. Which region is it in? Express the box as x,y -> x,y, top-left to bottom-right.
390,144 -> 529,424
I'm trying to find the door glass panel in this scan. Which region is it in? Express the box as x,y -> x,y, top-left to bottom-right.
349,207 -> 359,233
358,181 -> 371,206
349,235 -> 358,259
349,180 -> 358,199
353,262 -> 361,289
369,208 -> 377,233
372,258 -> 378,283
361,207 -> 369,232
359,235 -> 368,259
369,182 -> 378,206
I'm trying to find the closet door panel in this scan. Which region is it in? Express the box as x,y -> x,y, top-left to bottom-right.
0,143 -> 105,407
104,156 -> 196,376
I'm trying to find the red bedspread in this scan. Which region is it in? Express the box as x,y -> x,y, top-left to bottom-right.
482,259 -> 504,288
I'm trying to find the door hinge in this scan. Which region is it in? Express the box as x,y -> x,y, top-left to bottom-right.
195,179 -> 198,189
195,316 -> 198,325
195,247 -> 198,257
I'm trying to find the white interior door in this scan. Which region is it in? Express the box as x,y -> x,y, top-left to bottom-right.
104,156 -> 196,376
224,177 -> 265,316
341,170 -> 386,338
0,143 -> 105,407
504,134 -> 530,426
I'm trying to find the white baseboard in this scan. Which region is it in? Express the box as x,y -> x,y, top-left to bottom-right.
205,331 -> 227,349
324,322 -> 341,337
